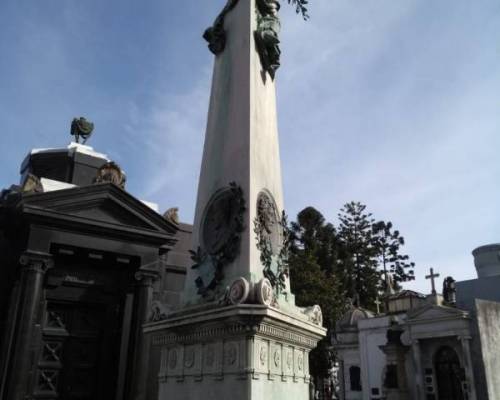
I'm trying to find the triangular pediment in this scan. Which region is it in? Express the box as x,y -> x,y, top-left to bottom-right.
18,183 -> 177,236
406,304 -> 468,322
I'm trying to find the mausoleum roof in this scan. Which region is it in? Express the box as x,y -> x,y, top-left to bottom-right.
338,306 -> 374,330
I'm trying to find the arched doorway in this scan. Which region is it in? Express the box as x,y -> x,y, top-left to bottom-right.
434,346 -> 464,400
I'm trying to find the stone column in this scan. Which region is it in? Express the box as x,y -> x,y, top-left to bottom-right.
130,269 -> 159,400
459,336 -> 477,400
411,339 -> 425,400
7,251 -> 53,400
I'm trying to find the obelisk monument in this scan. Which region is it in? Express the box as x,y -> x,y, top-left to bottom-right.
146,1 -> 326,398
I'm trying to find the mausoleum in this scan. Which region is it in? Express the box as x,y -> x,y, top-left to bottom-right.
332,245 -> 500,400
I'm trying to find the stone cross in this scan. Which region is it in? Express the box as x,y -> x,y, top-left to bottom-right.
374,297 -> 382,315
425,267 -> 440,295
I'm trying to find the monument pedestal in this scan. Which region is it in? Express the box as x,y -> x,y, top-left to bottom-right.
146,0 -> 326,397
145,303 -> 325,400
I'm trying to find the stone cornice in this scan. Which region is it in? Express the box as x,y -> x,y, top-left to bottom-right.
145,304 -> 325,336
147,305 -> 326,349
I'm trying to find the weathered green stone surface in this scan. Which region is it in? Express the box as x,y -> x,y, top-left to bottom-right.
70,117 -> 94,144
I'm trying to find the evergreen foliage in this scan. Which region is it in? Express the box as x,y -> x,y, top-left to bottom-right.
287,0 -> 310,20
372,220 -> 415,289
287,202 -> 416,381
336,202 -> 380,308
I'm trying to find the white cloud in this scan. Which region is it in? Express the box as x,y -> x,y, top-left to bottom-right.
122,66 -> 212,220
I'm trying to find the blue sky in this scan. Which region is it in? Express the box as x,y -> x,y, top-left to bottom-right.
0,0 -> 498,292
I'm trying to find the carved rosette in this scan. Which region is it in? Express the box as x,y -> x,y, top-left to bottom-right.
229,277 -> 250,305
256,278 -> 274,306
190,182 -> 246,299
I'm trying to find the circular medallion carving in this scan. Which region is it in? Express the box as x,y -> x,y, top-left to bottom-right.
225,343 -> 237,366
202,186 -> 244,255
255,192 -> 282,254
273,349 -> 281,367
256,278 -> 274,306
184,348 -> 195,368
205,345 -> 215,367
169,349 -> 178,369
193,183 -> 245,298
229,277 -> 250,305
260,346 -> 268,366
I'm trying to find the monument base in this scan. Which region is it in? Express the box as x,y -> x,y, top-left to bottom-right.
145,304 -> 326,400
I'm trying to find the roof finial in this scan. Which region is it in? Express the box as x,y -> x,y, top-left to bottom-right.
425,267 -> 440,295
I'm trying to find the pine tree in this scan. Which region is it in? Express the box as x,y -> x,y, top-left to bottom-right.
289,207 -> 344,328
372,221 -> 415,289
288,207 -> 344,381
336,202 -> 381,308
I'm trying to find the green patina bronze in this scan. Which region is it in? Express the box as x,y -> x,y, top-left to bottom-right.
287,0 -> 309,20
203,0 -> 240,55
70,117 -> 94,144
255,0 -> 281,80
204,0 -> 310,79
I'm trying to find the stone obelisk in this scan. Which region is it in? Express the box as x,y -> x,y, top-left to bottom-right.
146,1 -> 326,399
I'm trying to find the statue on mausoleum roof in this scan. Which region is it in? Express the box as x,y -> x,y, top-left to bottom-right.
71,117 -> 94,144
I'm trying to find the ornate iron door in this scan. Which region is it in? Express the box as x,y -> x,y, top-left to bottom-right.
435,346 -> 465,400
34,300 -> 121,400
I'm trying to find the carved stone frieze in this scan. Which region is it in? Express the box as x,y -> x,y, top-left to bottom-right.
152,318 -> 319,349
157,339 -> 309,383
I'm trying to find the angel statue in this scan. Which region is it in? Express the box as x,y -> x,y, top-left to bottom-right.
71,117 -> 94,144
